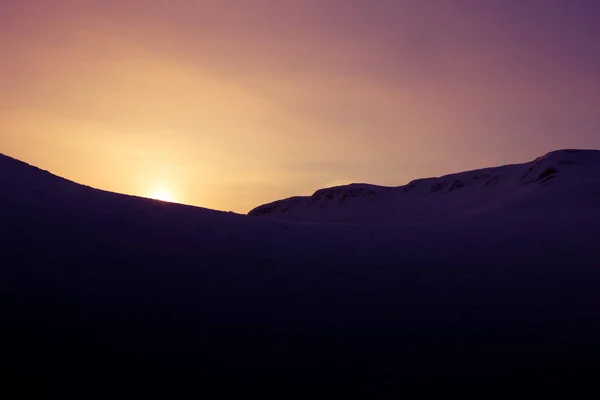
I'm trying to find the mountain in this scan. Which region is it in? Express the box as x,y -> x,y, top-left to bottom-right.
249,149 -> 600,224
1,150 -> 600,392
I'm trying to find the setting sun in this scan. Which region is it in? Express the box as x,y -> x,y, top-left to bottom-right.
147,185 -> 176,203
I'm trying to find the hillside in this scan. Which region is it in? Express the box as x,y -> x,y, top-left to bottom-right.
1,150 -> 600,391
249,149 -> 600,224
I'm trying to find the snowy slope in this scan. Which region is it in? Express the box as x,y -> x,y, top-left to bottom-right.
1,150 -> 600,391
249,149 -> 600,224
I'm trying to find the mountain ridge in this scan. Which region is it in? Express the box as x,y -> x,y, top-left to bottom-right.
248,149 -> 600,223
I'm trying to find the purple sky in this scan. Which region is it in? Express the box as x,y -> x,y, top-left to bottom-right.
1,0 -> 599,211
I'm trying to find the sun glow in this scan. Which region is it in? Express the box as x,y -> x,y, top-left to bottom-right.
147,185 -> 176,203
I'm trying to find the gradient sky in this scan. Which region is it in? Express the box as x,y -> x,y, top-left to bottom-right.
2,0 -> 599,212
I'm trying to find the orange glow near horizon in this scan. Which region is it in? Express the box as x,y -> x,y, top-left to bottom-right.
147,184 -> 177,203
1,1 -> 599,213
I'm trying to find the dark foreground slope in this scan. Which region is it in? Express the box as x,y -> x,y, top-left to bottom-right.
2,151 -> 600,391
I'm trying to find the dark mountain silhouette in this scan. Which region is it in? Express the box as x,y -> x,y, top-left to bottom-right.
2,150 -> 600,392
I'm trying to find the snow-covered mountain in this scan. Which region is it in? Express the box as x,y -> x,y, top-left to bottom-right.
249,149 -> 600,224
1,150 -> 600,391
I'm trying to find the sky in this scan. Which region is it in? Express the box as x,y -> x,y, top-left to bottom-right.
1,0 -> 599,212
